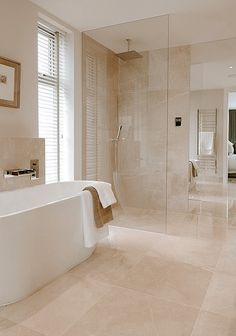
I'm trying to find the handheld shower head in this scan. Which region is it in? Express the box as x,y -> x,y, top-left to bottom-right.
116,125 -> 122,140
112,125 -> 123,142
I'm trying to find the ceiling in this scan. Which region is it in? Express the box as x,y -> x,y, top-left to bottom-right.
30,0 -> 236,91
190,39 -> 236,90
30,0 -> 236,33
85,11 -> 236,53
86,16 -> 168,53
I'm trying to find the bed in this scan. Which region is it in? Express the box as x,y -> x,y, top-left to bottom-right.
228,154 -> 236,173
228,141 -> 236,176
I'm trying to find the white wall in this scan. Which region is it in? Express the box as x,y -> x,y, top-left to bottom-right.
228,92 -> 236,109
190,89 -> 224,179
0,0 -> 83,179
0,0 -> 38,137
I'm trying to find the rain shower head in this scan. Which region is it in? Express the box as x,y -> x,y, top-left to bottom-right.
116,39 -> 142,61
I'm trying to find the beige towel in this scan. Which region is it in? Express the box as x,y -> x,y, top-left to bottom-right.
189,161 -> 198,178
83,186 -> 113,228
192,163 -> 198,178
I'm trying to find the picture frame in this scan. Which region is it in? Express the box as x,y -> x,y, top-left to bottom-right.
0,57 -> 21,108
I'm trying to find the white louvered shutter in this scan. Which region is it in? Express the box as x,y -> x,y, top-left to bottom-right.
85,54 -> 97,180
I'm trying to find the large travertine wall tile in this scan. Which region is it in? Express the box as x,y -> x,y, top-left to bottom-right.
167,46 -> 190,212
118,49 -> 168,210
148,49 -> 168,91
0,137 -> 45,191
83,36 -> 190,213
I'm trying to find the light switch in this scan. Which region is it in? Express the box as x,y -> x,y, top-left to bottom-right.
175,117 -> 182,127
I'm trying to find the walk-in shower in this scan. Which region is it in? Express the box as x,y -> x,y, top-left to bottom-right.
82,14 -> 192,232
80,7 -> 236,234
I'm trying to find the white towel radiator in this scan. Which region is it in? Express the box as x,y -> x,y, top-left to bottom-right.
197,108 -> 217,174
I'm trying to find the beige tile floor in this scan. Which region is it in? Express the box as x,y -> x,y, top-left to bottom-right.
0,184 -> 236,335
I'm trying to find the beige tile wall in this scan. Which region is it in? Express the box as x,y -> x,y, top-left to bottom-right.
118,49 -> 168,210
83,36 -> 191,212
0,137 -> 45,191
167,46 -> 191,212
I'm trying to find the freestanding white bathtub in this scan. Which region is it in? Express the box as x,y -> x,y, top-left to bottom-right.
0,181 -> 108,306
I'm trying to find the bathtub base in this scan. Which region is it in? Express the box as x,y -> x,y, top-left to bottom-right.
1,246 -> 95,307
0,182 -> 109,307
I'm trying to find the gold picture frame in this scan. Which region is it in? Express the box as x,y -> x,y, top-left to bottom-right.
0,57 -> 21,108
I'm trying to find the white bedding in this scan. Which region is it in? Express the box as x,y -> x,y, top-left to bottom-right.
228,154 -> 236,172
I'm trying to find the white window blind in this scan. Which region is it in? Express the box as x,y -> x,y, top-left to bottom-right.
85,53 -> 97,180
38,23 -> 67,183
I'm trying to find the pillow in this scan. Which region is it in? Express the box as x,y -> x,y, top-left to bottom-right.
234,143 -> 236,154
228,141 -> 234,155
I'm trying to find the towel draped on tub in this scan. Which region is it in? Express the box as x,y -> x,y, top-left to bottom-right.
81,182 -> 117,248
83,186 -> 113,228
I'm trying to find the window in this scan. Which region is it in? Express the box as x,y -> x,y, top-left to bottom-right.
38,22 -> 67,183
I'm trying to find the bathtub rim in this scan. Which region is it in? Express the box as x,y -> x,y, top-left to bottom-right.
0,181 -> 90,219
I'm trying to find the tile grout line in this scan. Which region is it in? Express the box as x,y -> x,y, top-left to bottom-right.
89,276 -> 210,312
189,230 -> 225,335
59,285 -> 115,336
189,270 -> 215,336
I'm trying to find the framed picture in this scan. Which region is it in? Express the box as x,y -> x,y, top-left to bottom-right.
0,57 -> 21,108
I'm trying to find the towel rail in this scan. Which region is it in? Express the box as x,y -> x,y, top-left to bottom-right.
197,108 -> 217,174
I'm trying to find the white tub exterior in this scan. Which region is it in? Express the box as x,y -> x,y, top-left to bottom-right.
0,181 -> 105,306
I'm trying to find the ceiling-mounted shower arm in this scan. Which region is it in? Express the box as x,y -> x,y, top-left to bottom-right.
116,38 -> 143,61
